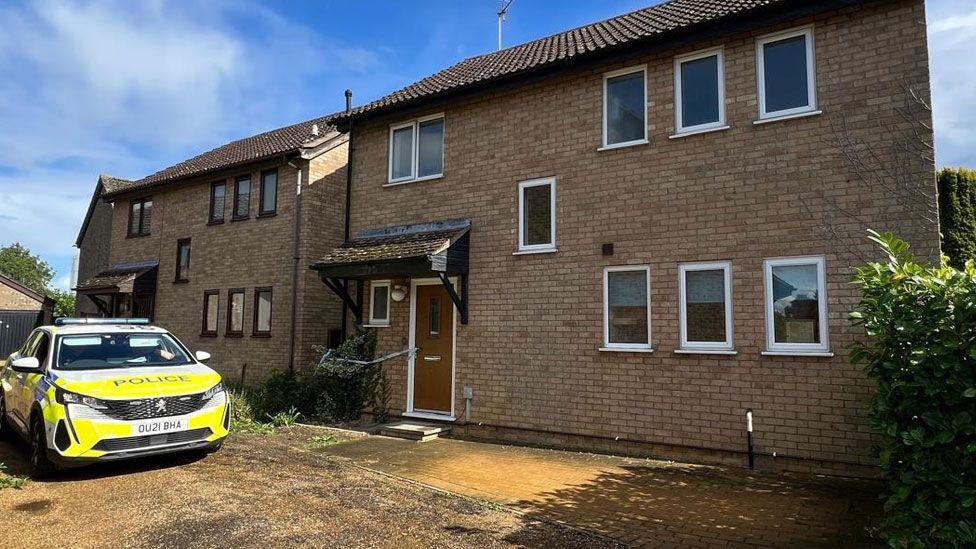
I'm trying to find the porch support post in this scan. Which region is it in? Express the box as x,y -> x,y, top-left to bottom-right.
437,272 -> 468,325
88,295 -> 111,317
321,276 -> 362,325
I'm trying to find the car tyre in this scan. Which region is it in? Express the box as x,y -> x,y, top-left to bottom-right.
0,392 -> 10,441
28,415 -> 57,479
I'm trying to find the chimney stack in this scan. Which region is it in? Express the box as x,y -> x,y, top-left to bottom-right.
345,89 -> 353,114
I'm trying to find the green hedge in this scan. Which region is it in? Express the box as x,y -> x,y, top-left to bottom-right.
852,231 -> 976,546
938,168 -> 976,269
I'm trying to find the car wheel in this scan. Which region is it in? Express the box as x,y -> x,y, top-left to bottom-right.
28,415 -> 57,479
0,392 -> 10,440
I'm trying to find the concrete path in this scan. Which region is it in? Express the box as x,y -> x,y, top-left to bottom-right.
323,435 -> 883,548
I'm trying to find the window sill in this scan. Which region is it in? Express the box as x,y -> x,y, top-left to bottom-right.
669,125 -> 731,139
173,279 -> 189,284
754,109 -> 822,125
363,323 -> 390,328
761,350 -> 834,357
126,233 -> 151,239
599,347 -> 654,353
674,348 -> 738,355
251,333 -> 272,338
230,216 -> 250,223
256,211 -> 277,219
207,219 -> 224,226
384,174 -> 444,187
225,333 -> 244,338
597,139 -> 649,152
513,248 -> 557,256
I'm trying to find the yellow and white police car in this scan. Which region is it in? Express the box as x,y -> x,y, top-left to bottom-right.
0,318 -> 229,477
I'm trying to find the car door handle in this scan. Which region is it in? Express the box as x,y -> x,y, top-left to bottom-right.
424,355 -> 441,361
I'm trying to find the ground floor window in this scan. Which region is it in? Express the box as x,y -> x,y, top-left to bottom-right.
369,281 -> 390,326
227,288 -> 245,336
603,265 -> 651,350
253,287 -> 273,336
763,256 -> 828,353
201,290 -> 219,336
679,262 -> 732,350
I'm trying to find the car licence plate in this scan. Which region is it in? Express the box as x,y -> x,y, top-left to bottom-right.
131,417 -> 188,436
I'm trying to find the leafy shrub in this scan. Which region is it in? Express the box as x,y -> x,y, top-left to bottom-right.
0,463 -> 28,491
938,168 -> 976,268
227,387 -> 276,435
852,231 -> 976,547
309,328 -> 380,422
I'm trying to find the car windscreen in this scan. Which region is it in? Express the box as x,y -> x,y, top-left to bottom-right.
55,333 -> 193,371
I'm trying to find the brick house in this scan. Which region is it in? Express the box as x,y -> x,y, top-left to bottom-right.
75,117 -> 349,382
313,0 -> 939,474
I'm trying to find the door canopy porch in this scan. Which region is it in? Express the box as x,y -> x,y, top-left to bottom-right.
74,260 -> 158,317
310,219 -> 470,324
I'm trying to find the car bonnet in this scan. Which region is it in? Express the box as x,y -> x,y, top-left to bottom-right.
50,362 -> 222,400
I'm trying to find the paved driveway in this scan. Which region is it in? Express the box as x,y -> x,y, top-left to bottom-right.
324,435 -> 884,548
0,427 -> 615,548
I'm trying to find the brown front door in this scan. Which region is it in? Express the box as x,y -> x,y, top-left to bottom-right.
413,284 -> 453,413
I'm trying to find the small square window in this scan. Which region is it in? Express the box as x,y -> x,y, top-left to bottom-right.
757,27 -> 817,120
764,256 -> 828,353
674,48 -> 725,133
253,287 -> 272,336
233,176 -> 251,220
388,115 -> 444,184
603,266 -> 651,349
518,178 -> 556,252
603,67 -> 647,148
368,281 -> 391,326
260,170 -> 278,215
202,290 -> 219,336
679,262 -> 732,350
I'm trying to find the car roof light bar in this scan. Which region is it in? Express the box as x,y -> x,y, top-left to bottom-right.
54,318 -> 151,326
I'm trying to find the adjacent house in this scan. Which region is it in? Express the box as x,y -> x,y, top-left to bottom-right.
313,0 -> 938,474
75,117 -> 350,382
0,272 -> 55,357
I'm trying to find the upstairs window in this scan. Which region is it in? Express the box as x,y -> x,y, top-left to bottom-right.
388,115 -> 444,184
175,238 -> 191,282
128,197 -> 152,237
757,27 -> 817,120
763,256 -> 828,353
201,290 -> 219,336
679,262 -> 733,351
253,287 -> 273,336
233,176 -> 251,220
209,182 -> 226,223
260,169 -> 278,215
603,66 -> 647,148
517,178 -> 556,252
603,266 -> 651,350
368,281 -> 390,326
227,289 -> 245,336
674,48 -> 726,134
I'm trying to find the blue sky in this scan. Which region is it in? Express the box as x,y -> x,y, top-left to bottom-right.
0,0 -> 972,291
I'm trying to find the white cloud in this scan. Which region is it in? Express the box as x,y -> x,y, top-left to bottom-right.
927,1 -> 976,167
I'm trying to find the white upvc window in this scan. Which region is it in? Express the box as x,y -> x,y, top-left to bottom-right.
517,178 -> 556,252
674,47 -> 726,135
602,66 -> 648,149
603,265 -> 652,350
387,114 -> 444,184
368,280 -> 391,326
756,26 -> 818,121
763,256 -> 829,353
679,261 -> 733,351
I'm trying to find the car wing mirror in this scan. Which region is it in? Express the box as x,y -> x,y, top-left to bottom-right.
11,356 -> 41,373
194,351 -> 212,363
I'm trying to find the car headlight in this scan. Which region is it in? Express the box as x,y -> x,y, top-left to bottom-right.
57,389 -> 109,410
202,381 -> 225,401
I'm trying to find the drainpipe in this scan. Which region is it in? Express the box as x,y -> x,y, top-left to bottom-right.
340,89 -> 354,341
287,157 -> 304,370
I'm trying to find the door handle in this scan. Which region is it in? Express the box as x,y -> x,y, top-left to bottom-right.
424,355 -> 441,361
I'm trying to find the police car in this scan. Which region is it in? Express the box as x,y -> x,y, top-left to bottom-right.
0,318 -> 229,477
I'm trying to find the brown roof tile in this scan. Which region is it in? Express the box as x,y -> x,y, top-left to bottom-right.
315,219 -> 471,267
344,0 -> 787,120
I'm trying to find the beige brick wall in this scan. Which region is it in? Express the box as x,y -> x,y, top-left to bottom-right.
0,281 -> 45,311
349,0 -> 938,472
107,147 -> 347,383
76,195 -> 114,317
